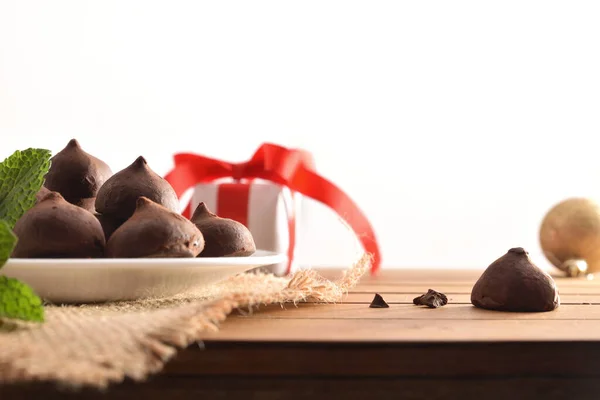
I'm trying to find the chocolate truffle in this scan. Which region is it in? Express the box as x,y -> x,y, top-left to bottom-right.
44,139 -> 113,204
94,213 -> 126,241
190,202 -> 256,257
35,186 -> 51,204
11,191 -> 106,258
471,247 -> 560,312
74,197 -> 97,214
95,156 -> 179,221
106,196 -> 204,258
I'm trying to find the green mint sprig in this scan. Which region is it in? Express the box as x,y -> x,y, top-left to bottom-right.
0,148 -> 52,229
0,220 -> 17,267
0,148 -> 52,323
0,275 -> 44,323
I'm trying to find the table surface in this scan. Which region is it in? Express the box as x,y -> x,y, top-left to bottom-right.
4,268 -> 600,400
198,268 -> 600,343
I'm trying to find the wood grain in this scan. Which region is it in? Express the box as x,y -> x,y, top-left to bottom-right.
163,341 -> 600,378
226,302 -> 600,320
192,268 -> 600,342
335,292 -> 600,304
4,376 -> 600,400
350,284 -> 600,295
4,267 -> 600,399
199,316 -> 600,342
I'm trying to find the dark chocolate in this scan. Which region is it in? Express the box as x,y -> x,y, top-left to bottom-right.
106,196 -> 204,258
470,247 -> 560,312
191,202 -> 256,257
35,186 -> 51,204
11,191 -> 106,258
74,197 -> 97,214
369,293 -> 389,308
95,156 -> 179,221
413,289 -> 448,308
94,213 -> 126,241
44,139 -> 113,204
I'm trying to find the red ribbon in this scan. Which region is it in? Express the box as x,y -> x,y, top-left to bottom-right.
217,183 -> 251,227
164,143 -> 382,275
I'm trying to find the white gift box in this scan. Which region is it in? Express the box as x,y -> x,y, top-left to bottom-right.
188,180 -> 301,276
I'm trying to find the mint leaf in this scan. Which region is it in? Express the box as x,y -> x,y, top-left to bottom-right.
0,148 -> 48,324
0,220 -> 17,269
0,148 -> 52,229
0,276 -> 44,322
0,220 -> 43,323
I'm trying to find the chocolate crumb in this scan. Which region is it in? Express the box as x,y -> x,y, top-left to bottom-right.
369,293 -> 389,308
413,289 -> 448,308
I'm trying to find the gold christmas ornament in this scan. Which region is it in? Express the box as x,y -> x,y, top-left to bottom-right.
539,197 -> 600,277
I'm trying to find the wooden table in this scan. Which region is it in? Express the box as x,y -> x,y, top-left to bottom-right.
4,268 -> 600,399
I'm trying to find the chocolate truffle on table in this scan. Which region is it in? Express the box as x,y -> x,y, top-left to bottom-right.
471,247 -> 560,312
95,156 -> 179,221
43,139 -> 113,207
191,202 -> 256,257
106,197 -> 204,258
11,191 -> 106,258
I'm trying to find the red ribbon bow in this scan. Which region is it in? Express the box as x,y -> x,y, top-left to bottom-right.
164,143 -> 382,274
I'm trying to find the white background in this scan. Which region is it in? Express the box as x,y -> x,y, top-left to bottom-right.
1,1 -> 600,271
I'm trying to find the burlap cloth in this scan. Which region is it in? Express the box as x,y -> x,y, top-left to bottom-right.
0,253 -> 371,389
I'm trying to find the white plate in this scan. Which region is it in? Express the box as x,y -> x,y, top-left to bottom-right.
0,250 -> 287,304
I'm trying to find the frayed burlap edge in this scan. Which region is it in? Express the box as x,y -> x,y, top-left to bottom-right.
0,253 -> 371,389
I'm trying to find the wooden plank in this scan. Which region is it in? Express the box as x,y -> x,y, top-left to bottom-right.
355,275 -> 598,284
324,268 -> 598,284
315,268 -> 600,298
199,317 -> 600,342
163,341 -> 600,378
337,292 -> 469,304
319,268 -> 485,282
354,278 -> 600,287
334,292 -> 600,305
350,284 -> 600,295
232,303 -> 600,320
3,375 -> 600,400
